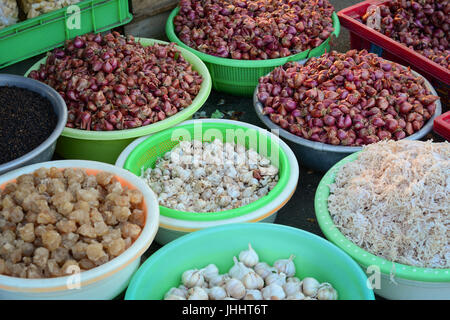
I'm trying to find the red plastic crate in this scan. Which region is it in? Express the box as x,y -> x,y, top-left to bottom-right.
338,0 -> 449,111
434,111 -> 450,141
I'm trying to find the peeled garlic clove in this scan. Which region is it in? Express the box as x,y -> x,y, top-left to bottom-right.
182,269 -> 205,288
286,291 -> 305,300
164,287 -> 187,299
208,286 -> 227,300
202,263 -> 219,282
262,283 -> 286,300
282,281 -> 301,297
242,270 -> 264,290
229,256 -> 251,280
187,287 -> 209,300
244,289 -> 263,300
317,283 -> 338,300
265,272 -> 287,287
225,278 -> 246,299
273,254 -> 296,277
238,243 -> 259,267
302,277 -> 320,297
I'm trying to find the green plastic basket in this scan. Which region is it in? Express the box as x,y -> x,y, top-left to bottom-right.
315,152 -> 450,283
166,7 -> 341,96
0,0 -> 132,69
123,121 -> 290,222
24,38 -> 212,164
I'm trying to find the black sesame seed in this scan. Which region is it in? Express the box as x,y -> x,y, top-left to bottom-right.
0,86 -> 57,165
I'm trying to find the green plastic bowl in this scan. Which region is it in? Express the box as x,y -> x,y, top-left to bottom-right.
121,119 -> 300,245
124,223 -> 374,300
123,120 -> 290,222
315,152 -> 450,299
24,38 -> 212,164
166,7 -> 340,96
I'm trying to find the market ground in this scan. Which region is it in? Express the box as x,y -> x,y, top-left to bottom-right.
1,0 -> 443,300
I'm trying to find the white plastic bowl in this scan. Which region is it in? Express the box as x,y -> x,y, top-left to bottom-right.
0,160 -> 160,300
116,119 -> 300,245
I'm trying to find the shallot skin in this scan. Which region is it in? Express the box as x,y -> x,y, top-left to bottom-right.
29,32 -> 203,131
258,49 -> 439,147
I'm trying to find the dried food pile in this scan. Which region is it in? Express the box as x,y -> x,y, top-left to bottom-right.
257,49 -> 439,146
328,140 -> 450,269
174,0 -> 335,60
29,32 -> 203,131
0,86 -> 57,165
0,168 -> 145,278
142,139 -> 279,212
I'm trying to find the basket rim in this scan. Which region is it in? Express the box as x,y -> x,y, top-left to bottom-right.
123,120 -> 292,222
23,38 -> 212,141
314,151 -> 450,282
165,7 -> 341,68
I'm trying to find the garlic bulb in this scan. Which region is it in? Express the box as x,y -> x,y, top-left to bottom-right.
273,254 -> 296,277
187,287 -> 209,300
238,243 -> 259,267
286,276 -> 301,283
208,274 -> 230,287
242,270 -> 264,290
317,283 -> 338,300
228,256 -> 251,280
265,272 -> 287,286
164,287 -> 187,299
164,294 -> 186,300
283,281 -> 301,297
286,291 -> 305,300
302,277 -> 320,297
225,278 -> 246,299
178,285 -> 189,295
182,269 -> 205,288
244,289 -> 263,300
202,264 -> 219,282
262,283 -> 286,300
208,286 -> 227,300
254,262 -> 277,279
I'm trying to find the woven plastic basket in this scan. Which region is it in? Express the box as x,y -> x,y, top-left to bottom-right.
166,7 -> 340,96
123,120 -> 291,222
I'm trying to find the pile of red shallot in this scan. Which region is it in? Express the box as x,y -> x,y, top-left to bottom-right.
361,0 -> 449,70
257,49 -> 439,146
174,0 -> 335,60
28,32 -> 203,131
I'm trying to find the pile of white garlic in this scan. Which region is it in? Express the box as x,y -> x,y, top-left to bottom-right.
164,244 -> 338,300
142,139 -> 279,213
